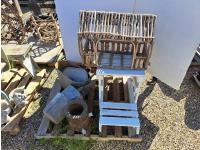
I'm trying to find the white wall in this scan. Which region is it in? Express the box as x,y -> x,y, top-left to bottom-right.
55,0 -> 200,89
136,0 -> 200,89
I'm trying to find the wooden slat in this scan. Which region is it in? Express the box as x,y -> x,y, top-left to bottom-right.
109,53 -> 113,67
37,79 -> 61,136
87,81 -> 95,113
127,78 -> 136,103
101,125 -> 107,137
113,77 -> 122,137
98,52 -> 103,66
1,62 -> 7,71
99,117 -> 140,127
100,102 -> 137,110
104,77 -> 109,101
123,77 -> 129,102
1,69 -> 17,90
96,68 -> 145,76
17,72 -> 31,88
113,78 -> 120,102
101,77 -> 110,136
35,134 -> 142,142
123,77 -> 136,137
100,109 -> 139,117
2,44 -> 31,57
25,69 -> 46,95
4,69 -> 26,94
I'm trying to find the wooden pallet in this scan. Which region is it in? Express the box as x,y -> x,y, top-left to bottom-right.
35,71 -> 142,142
1,68 -> 47,135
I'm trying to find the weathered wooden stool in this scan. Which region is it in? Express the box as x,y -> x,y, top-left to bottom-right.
1,44 -> 39,77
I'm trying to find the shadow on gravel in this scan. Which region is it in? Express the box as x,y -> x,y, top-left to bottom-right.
157,79 -> 185,102
184,96 -> 200,130
184,78 -> 200,131
132,79 -> 159,150
157,71 -> 200,131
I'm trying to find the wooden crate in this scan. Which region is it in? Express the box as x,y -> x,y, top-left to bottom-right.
35,72 -> 142,142
1,68 -> 47,135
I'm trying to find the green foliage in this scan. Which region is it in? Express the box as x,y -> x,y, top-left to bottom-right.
39,138 -> 96,150
27,144 -> 34,150
39,138 -> 48,145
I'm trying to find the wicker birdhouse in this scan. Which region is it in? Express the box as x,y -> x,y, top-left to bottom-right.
78,10 -> 156,69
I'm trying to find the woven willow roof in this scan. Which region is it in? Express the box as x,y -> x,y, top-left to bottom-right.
78,10 -> 157,39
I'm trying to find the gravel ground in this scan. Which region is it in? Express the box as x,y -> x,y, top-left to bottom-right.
2,67 -> 200,150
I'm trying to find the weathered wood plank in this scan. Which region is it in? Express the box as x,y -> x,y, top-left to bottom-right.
101,77 -> 109,137
123,77 -> 135,137
2,67 -> 48,135
4,69 -> 26,94
25,69 -> 46,95
100,109 -> 138,117
113,77 -> 122,137
100,102 -> 137,110
1,62 -> 7,71
123,77 -> 129,102
17,72 -> 31,88
35,134 -> 142,142
100,117 -> 140,127
32,38 -> 63,64
1,69 -> 17,90
37,79 -> 61,136
2,44 -> 31,57
96,68 -> 145,76
87,81 -> 95,114
127,78 -> 136,103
